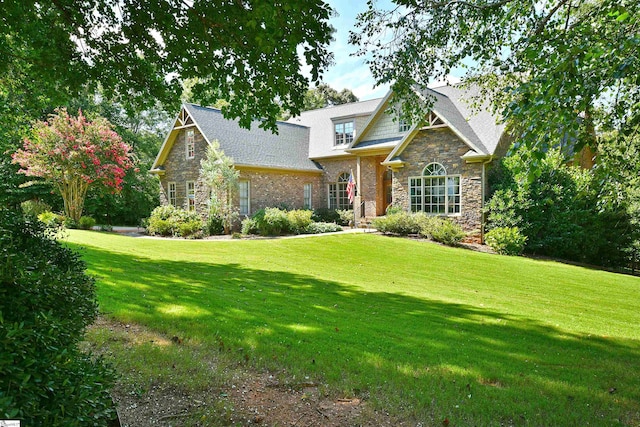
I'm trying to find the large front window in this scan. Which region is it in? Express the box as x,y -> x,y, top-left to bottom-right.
334,121 -> 354,145
409,163 -> 460,214
328,172 -> 352,209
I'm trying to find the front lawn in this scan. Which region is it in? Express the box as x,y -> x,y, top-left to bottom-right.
65,231 -> 640,425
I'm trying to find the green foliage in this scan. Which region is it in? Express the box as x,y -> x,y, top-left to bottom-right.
287,210 -> 314,234
372,212 -> 422,235
487,149 -> 632,266
302,83 -> 359,112
0,210 -> 116,424
200,140 -> 240,234
312,208 -> 341,224
146,205 -> 203,238
485,227 -> 528,256
259,207 -> 290,236
241,217 -> 259,236
21,200 -> 52,218
37,211 -> 64,228
335,209 -> 354,226
304,222 -> 343,234
352,0 -> 639,165
421,217 -> 466,246
78,216 -> 97,230
206,213 -> 225,236
385,204 -> 403,215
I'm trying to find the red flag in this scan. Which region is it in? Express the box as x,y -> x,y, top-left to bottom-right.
346,172 -> 356,204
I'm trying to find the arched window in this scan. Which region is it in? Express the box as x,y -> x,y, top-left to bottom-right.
409,162 -> 461,214
328,172 -> 353,209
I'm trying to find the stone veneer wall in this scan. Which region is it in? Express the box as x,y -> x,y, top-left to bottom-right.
392,128 -> 484,232
238,169 -> 323,215
159,127 -> 210,215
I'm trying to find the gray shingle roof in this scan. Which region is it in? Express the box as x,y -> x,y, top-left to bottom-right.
184,103 -> 321,172
427,84 -> 505,155
287,98 -> 382,159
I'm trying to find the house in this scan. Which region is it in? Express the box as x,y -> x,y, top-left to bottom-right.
150,83 -> 509,235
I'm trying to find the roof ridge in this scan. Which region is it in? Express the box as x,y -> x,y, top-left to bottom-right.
183,103 -> 309,129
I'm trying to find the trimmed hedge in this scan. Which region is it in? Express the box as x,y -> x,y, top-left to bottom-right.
146,205 -> 203,238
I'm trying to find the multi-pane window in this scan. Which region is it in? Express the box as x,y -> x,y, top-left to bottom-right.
186,181 -> 195,211
398,119 -> 411,132
186,129 -> 195,159
303,183 -> 312,209
334,121 -> 354,145
168,182 -> 177,206
328,173 -> 352,209
409,163 -> 461,214
238,180 -> 250,215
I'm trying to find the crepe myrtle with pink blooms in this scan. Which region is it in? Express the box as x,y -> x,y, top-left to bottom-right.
12,108 -> 136,221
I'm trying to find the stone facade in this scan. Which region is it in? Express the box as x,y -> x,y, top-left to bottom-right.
391,128 -> 484,233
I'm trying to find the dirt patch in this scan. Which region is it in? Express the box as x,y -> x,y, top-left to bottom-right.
88,317 -> 399,426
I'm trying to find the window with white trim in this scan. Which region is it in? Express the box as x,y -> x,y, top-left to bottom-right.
239,180 -> 250,215
303,183 -> 312,209
186,129 -> 195,159
168,182 -> 177,206
334,121 -> 354,145
328,173 -> 352,210
398,119 -> 410,132
409,163 -> 461,214
186,181 -> 195,211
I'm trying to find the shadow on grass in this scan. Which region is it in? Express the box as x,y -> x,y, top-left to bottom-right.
73,243 -> 640,426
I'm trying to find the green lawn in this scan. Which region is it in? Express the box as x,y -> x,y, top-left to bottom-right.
65,230 -> 640,425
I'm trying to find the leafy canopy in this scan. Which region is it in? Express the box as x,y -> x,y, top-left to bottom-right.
1,0 -> 335,131
351,0 -> 639,159
12,109 -> 134,221
302,83 -> 360,111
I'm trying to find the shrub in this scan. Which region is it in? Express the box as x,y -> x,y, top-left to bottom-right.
486,227 -> 527,255
259,207 -> 290,236
241,217 -> 259,235
336,209 -> 353,226
287,210 -> 313,234
312,208 -> 341,224
37,211 -> 64,227
372,212 -> 422,235
20,200 -> 52,218
78,216 -> 96,230
427,217 -> 466,246
0,209 -> 116,424
206,213 -> 225,236
305,222 -> 343,234
146,205 -> 204,238
385,204 -> 403,215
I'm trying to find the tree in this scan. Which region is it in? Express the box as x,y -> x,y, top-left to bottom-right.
1,0 -> 334,132
302,83 -> 360,111
351,0 -> 639,163
200,141 -> 240,234
12,109 -> 134,221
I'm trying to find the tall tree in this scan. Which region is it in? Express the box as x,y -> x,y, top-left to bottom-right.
303,83 -> 360,111
351,0 -> 639,163
1,0 -> 334,132
12,109 -> 134,221
200,141 -> 240,234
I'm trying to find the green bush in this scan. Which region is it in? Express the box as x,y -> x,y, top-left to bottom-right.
336,209 -> 353,226
0,209 -> 116,424
372,211 -> 422,235
206,213 -> 225,235
486,227 -> 527,255
241,217 -> 259,235
259,207 -> 290,236
385,204 -> 403,215
305,222 -> 343,234
287,209 -> 313,234
312,208 -> 341,224
37,211 -> 64,227
146,205 -> 203,238
427,217 -> 466,246
20,200 -> 52,218
78,216 -> 96,230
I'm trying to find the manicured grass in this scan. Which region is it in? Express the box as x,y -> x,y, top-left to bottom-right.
65,230 -> 640,425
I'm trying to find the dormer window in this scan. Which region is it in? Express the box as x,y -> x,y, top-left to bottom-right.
186,129 -> 195,159
398,119 -> 411,133
334,121 -> 354,146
